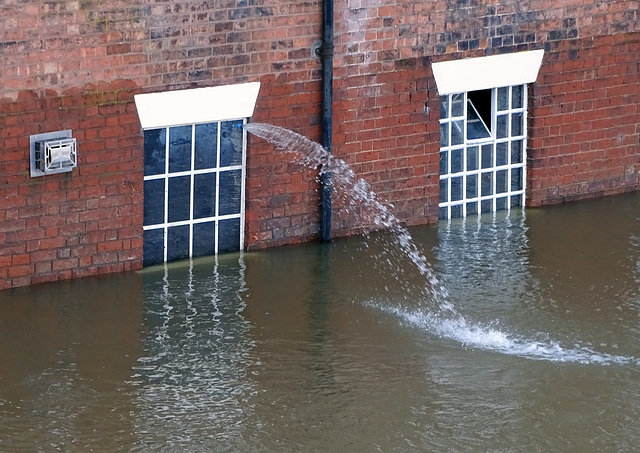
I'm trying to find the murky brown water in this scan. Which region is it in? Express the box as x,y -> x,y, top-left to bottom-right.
1,192 -> 639,452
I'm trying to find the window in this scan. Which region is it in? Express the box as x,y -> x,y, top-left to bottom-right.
438,85 -> 527,220
142,120 -> 246,266
134,82 -> 260,266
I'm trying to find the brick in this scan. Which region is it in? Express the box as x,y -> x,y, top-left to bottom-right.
8,264 -> 33,278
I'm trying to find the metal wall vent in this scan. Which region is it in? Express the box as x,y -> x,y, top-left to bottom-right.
30,130 -> 77,177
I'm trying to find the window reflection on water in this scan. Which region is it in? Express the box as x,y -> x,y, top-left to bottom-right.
132,256 -> 257,449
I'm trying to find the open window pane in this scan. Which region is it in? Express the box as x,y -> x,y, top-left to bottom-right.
467,100 -> 492,140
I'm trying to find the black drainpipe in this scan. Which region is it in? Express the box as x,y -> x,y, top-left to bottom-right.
319,0 -> 333,242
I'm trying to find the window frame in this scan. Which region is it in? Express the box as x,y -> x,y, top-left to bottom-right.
142,119 -> 247,265
438,85 -> 528,220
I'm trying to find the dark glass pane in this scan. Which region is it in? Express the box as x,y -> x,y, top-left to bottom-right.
439,96 -> 449,119
451,120 -> 464,146
143,179 -> 165,226
219,170 -> 242,216
438,206 -> 448,220
481,171 -> 493,196
512,85 -> 524,109
481,199 -> 493,213
496,114 -> 508,139
451,148 -> 463,173
167,225 -> 190,262
169,125 -> 192,173
496,169 -> 507,194
195,123 -> 218,170
496,142 -> 508,166
511,167 -> 523,191
440,123 -> 449,147
511,140 -> 523,164
481,144 -> 493,169
439,151 -> 448,175
466,174 -> 478,198
497,87 -> 509,111
511,112 -> 523,136
168,175 -> 191,223
451,176 -> 463,201
466,202 -> 478,216
451,93 -> 464,117
143,228 -> 164,267
496,196 -> 507,211
218,218 -> 241,253
144,129 -> 166,176
220,120 -> 244,167
193,173 -> 217,219
467,146 -> 479,171
451,204 -> 463,218
193,221 -> 216,257
439,178 -> 448,203
510,194 -> 522,207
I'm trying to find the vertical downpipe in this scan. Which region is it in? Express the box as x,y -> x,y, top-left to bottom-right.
320,0 -> 334,242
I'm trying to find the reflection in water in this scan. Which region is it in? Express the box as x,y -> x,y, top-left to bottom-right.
0,193 -> 639,451
131,255 -> 257,450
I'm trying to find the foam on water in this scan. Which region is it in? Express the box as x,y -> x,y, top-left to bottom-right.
245,123 -> 638,366
367,301 -> 638,365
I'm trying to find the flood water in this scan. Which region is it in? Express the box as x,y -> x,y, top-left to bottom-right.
1,192 -> 639,452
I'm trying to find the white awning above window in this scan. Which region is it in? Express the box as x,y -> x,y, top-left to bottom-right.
134,82 -> 261,130
432,50 -> 544,95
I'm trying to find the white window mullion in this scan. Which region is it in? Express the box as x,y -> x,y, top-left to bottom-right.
522,84 -> 528,203
164,127 -> 170,263
507,140 -> 513,205
239,118 -> 247,250
189,125 -> 195,258
215,122 -> 221,254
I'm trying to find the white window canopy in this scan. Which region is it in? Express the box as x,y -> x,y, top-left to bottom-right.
432,49 -> 544,95
134,82 -> 261,130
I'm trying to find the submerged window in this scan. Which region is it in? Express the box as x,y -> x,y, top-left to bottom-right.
143,120 -> 246,266
439,85 -> 527,220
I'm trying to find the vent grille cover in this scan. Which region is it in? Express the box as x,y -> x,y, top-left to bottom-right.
30,130 -> 77,177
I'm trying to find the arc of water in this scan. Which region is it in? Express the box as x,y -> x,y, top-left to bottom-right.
244,122 -> 455,315
244,123 -> 639,365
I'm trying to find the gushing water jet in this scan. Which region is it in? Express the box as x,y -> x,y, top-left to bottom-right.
244,122 -> 638,365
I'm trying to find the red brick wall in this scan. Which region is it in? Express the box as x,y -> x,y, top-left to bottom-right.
529,34 -> 640,205
1,0 -> 639,289
0,82 -> 144,290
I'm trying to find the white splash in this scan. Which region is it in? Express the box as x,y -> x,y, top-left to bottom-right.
245,123 -> 638,366
368,301 -> 638,365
